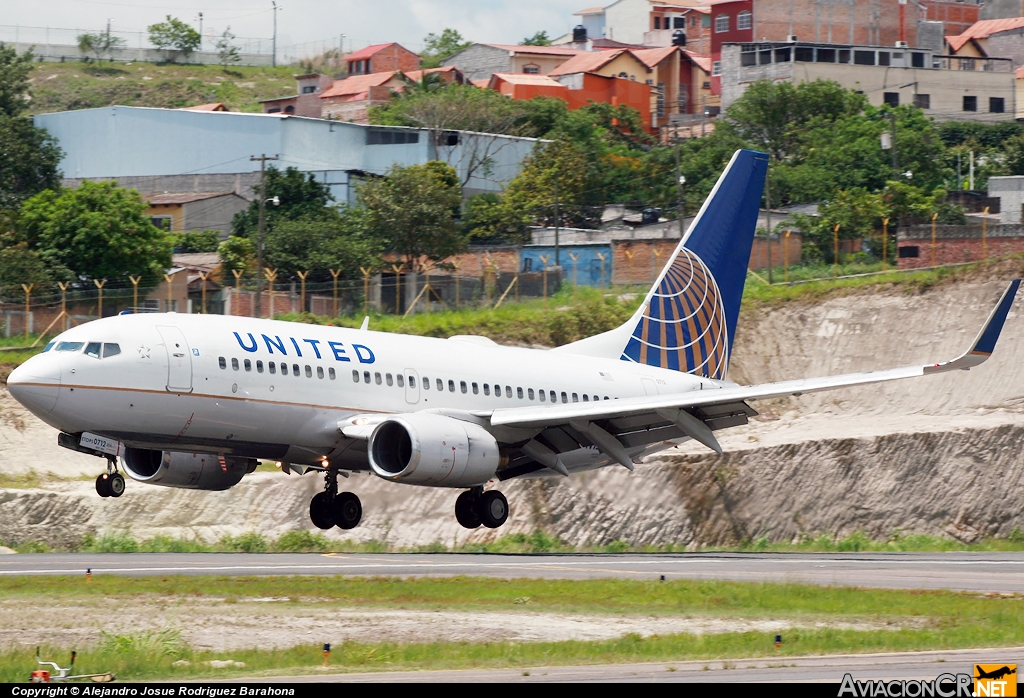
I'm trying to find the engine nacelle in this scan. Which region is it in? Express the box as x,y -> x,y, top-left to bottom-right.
368,413 -> 504,487
121,448 -> 256,490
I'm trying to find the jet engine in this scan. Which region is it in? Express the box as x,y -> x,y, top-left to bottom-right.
368,413 -> 505,487
121,448 -> 257,490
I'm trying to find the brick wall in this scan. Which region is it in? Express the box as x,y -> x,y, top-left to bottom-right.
897,224 -> 1024,268
366,45 -> 421,74
754,0 -> 910,47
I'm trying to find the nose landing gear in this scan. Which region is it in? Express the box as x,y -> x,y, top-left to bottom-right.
455,487 -> 508,529
95,458 -> 125,498
308,469 -> 362,530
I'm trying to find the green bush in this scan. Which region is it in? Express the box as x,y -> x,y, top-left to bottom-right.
82,531 -> 140,553
220,532 -> 268,553
274,530 -> 329,553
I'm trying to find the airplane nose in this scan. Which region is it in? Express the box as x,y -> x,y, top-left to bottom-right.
6,358 -> 61,414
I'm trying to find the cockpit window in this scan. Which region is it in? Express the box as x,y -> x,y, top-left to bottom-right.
43,342 -> 55,352
84,342 -> 102,358
55,341 -> 85,352
102,343 -> 121,358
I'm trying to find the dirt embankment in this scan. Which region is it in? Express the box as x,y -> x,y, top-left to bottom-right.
1,274 -> 1022,548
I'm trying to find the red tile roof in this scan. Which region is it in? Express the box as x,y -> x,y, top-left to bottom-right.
574,6 -> 606,15
345,42 -> 405,62
685,51 -> 712,73
181,102 -> 228,111
632,46 -> 679,68
947,17 -> 1024,52
549,48 -> 628,76
146,191 -> 236,205
320,71 -> 402,99
490,72 -> 565,87
482,43 -> 585,56
403,66 -> 460,82
1016,65 -> 1024,80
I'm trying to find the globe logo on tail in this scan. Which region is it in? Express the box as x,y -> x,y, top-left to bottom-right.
621,247 -> 728,379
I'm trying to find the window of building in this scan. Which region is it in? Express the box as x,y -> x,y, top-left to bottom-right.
151,216 -> 173,231
963,95 -> 977,112
741,50 -> 756,67
737,10 -> 752,30
674,17 -> 685,28
329,368 -> 336,380
898,246 -> 919,258
301,85 -> 316,94
853,50 -> 875,65
266,107 -> 281,114
715,14 -> 729,32
795,46 -> 813,62
884,92 -> 900,107
990,97 -> 1005,113
244,359 -> 252,371
878,51 -> 890,66
257,360 -> 264,373
353,370 -> 360,382
386,373 -> 393,386
914,94 -> 930,109
911,52 -> 925,68
284,105 -> 295,114
523,64 -> 540,74
231,358 -> 239,371
702,13 -> 710,27
776,47 -> 791,62
838,49 -> 851,63
317,366 -> 324,379
711,61 -> 721,76
366,129 -> 420,145
654,16 -> 661,29
816,48 -> 835,63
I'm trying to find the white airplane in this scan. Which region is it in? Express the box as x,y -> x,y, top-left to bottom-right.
8,150 -> 1020,532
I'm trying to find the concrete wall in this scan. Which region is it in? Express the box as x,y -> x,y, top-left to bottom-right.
182,195 -> 249,236
984,31 -> 1024,69
987,176 -> 1024,224
442,45 -> 512,83
980,0 -> 1023,20
604,0 -> 656,45
721,43 -> 1016,122
3,41 -> 272,67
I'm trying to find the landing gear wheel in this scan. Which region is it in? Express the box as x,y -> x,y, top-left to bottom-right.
455,491 -> 481,529
95,474 -> 111,498
107,473 -> 126,498
478,490 -> 509,529
309,491 -> 335,530
332,492 -> 362,530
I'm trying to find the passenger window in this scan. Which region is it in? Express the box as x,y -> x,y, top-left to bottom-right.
317,366 -> 324,379
528,388 -> 535,400
506,386 -> 512,398
472,382 -> 479,394
582,394 -> 589,402
364,371 -> 371,383
397,375 -> 405,388
269,362 -> 277,374
409,376 -> 416,388
460,380 -> 467,394
517,387 -> 523,399
102,343 -> 120,358
219,357 -> 227,369
292,363 -> 300,376
375,372 -> 382,385
572,393 -> 578,402
329,368 -> 336,380
353,370 -> 360,382
43,342 -> 55,352
85,342 -> 102,358
593,395 -> 599,402
231,358 -> 239,370
280,363 -> 288,375
256,361 -> 264,373
386,373 -> 393,386
561,392 -> 568,403
483,384 -> 490,396
305,365 -> 312,378
448,380 -> 455,392
437,378 -> 443,391
539,389 -> 545,402
550,390 -> 557,402
244,359 -> 252,372
422,376 -> 429,390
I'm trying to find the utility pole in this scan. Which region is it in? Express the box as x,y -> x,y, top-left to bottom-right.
675,136 -> 685,230
197,12 -> 203,50
553,174 -> 560,268
271,1 -> 278,67
888,111 -> 899,180
251,154 -> 279,318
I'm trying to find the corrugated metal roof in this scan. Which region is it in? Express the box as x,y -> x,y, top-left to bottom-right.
947,17 -> 1024,52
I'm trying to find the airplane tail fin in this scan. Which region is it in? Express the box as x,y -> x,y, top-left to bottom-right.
555,149 -> 768,380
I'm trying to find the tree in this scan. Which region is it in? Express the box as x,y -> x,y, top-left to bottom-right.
263,208 -> 382,282
148,16 -> 202,60
77,30 -> 126,61
0,245 -> 69,300
1001,133 -> 1024,176
521,31 -> 552,46
217,235 -> 254,279
0,115 -> 63,210
792,188 -> 887,262
357,162 -> 465,270
169,230 -> 219,253
0,43 -> 34,118
19,181 -> 172,283
420,28 -> 470,68
215,28 -> 241,68
500,138 -> 590,233
231,167 -> 335,237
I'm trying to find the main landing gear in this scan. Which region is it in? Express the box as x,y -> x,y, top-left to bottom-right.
95,457 -> 125,498
455,487 -> 509,529
309,469 -> 362,530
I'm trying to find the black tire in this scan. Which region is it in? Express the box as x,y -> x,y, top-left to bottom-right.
108,473 -> 126,498
455,490 -> 482,529
309,491 -> 335,530
333,492 -> 362,530
95,474 -> 111,498
478,490 -> 509,529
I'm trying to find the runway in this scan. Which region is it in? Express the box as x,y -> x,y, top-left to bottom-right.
279,647 -> 1024,683
3,552 -> 1024,593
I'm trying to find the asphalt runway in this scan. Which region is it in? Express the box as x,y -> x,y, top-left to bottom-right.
279,647 -> 1024,683
3,552 -> 1024,593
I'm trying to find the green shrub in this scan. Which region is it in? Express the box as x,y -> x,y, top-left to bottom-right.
83,531 -> 140,553
274,530 -> 329,553
220,532 -> 268,553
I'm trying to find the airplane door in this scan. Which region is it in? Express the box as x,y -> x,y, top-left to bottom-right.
641,377 -> 659,395
157,326 -> 193,393
405,369 -> 420,405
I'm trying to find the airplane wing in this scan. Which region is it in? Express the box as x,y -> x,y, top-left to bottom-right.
486,279 -> 1021,467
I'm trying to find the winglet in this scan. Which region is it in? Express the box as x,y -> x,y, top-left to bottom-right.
926,279 -> 1020,374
